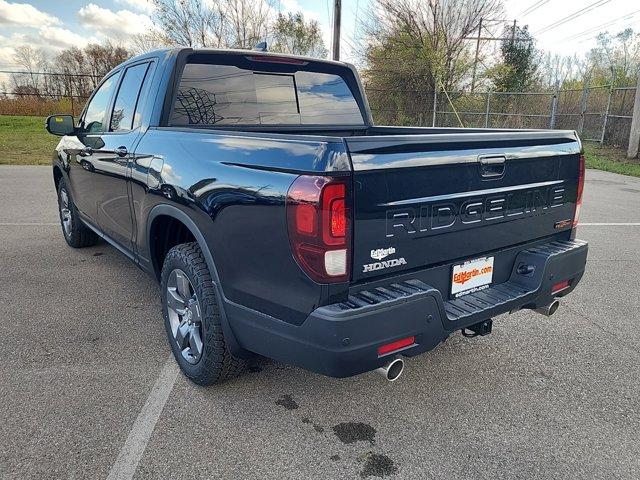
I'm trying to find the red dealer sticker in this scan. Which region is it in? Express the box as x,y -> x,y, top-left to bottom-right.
451,256 -> 494,298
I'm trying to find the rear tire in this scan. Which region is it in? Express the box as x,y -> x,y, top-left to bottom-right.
161,242 -> 247,385
57,178 -> 99,248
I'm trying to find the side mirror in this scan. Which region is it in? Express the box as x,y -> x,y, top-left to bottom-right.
46,115 -> 76,136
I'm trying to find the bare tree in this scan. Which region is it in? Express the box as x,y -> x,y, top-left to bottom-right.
152,0 -> 226,47
588,29 -> 640,86
363,0 -> 504,92
153,0 -> 275,48
84,42 -> 130,82
271,12 -> 327,57
131,30 -> 174,55
10,43 -> 131,103
151,0 -> 275,49
360,0 -> 503,125
221,0 -> 275,49
54,47 -> 90,99
12,46 -> 48,95
538,53 -> 583,89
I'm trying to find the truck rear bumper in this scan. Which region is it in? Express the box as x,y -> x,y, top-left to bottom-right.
225,239 -> 588,378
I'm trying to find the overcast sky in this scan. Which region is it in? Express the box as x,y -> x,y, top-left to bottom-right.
1,0 -> 640,73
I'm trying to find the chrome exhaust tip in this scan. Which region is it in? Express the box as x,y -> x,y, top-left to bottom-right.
375,358 -> 404,382
534,299 -> 560,317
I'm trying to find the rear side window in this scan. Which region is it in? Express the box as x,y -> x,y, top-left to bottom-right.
110,63 -> 151,132
169,63 -> 364,126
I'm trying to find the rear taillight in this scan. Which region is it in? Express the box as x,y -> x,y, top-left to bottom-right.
573,154 -> 585,228
286,176 -> 351,283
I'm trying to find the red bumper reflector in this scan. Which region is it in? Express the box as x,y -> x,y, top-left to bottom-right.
378,336 -> 415,356
552,279 -> 571,294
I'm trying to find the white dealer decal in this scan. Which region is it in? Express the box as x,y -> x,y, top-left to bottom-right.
370,247 -> 396,261
363,247 -> 407,273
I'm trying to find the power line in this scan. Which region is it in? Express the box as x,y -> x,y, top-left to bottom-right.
340,33 -> 361,62
536,0 -> 612,34
519,0 -> 543,16
535,0 -> 613,35
580,24 -> 640,44
520,0 -> 552,17
462,20 -> 529,42
561,8 -> 640,41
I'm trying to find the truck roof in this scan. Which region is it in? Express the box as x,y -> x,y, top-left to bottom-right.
120,47 -> 352,71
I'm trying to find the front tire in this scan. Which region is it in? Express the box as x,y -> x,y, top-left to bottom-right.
57,178 -> 99,248
161,242 -> 247,385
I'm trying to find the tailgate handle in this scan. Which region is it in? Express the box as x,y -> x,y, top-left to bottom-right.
478,154 -> 506,178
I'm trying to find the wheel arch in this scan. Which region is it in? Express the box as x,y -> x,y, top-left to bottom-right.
146,204 -> 250,359
53,165 -> 64,191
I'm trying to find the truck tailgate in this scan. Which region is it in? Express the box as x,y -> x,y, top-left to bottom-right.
346,131 -> 582,285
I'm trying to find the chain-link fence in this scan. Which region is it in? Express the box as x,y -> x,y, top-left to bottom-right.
0,91 -> 90,117
367,84 -> 637,149
0,69 -> 98,117
0,71 -> 637,149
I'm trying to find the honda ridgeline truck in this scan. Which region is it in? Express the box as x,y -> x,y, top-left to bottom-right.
46,48 -> 588,384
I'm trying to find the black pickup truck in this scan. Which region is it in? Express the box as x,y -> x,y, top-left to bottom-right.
46,48 -> 588,384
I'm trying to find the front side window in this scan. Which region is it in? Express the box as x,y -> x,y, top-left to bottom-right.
81,73 -> 120,133
169,63 -> 364,126
110,63 -> 151,132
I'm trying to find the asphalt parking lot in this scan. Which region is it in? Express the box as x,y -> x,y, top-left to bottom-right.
1,165 -> 639,479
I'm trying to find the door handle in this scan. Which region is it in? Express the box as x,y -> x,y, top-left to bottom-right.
478,154 -> 506,178
78,146 -> 93,157
479,156 -> 506,165
114,146 -> 128,157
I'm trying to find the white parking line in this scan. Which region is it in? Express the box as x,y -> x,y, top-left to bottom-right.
580,223 -> 640,226
106,357 -> 179,480
0,222 -> 58,226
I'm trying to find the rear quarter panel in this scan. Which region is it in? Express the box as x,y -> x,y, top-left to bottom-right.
131,128 -> 351,325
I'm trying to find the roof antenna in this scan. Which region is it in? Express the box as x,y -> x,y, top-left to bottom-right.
253,41 -> 268,52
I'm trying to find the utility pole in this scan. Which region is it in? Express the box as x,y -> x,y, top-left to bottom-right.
577,82 -> 589,135
627,73 -> 640,158
550,80 -> 559,129
464,19 -> 530,91
332,0 -> 342,61
470,18 -> 483,93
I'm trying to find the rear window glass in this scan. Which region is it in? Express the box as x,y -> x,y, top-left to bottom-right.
169,63 -> 364,126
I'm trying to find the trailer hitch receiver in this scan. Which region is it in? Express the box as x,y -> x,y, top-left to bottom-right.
461,319 -> 493,338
